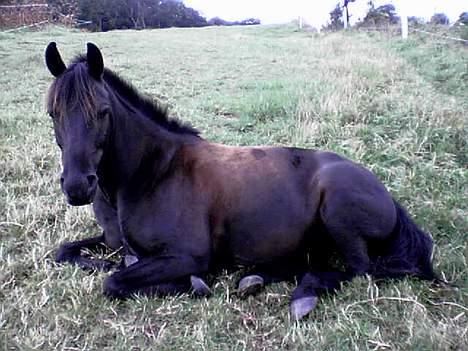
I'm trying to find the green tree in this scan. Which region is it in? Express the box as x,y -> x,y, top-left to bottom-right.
408,16 -> 425,26
453,12 -> 468,41
324,3 -> 344,31
357,3 -> 399,27
457,12 -> 468,25
47,0 -> 79,17
430,13 -> 450,25
76,0 -> 208,31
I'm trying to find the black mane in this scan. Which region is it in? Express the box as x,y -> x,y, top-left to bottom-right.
71,55 -> 200,136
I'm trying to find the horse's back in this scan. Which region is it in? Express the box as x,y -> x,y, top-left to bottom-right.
181,142 -> 397,265
182,142 -> 396,231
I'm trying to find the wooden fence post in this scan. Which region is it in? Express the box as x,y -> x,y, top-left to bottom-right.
399,1 -> 408,39
343,1 -> 348,29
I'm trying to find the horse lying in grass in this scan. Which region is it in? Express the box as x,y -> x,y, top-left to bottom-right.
44,42 -> 437,320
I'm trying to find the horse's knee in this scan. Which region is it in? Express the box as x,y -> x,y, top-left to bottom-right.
104,230 -> 122,250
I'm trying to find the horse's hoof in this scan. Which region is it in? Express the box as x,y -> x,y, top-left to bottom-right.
290,296 -> 318,321
237,275 -> 264,298
190,275 -> 212,297
124,254 -> 139,267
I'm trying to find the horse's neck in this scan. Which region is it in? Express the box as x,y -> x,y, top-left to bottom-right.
98,98 -> 181,200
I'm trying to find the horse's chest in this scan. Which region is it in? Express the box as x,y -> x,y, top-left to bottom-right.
119,216 -> 171,256
117,198 -> 177,252
118,199 -> 208,257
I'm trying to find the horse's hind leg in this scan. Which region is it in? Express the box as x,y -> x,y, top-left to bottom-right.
319,188 -> 396,276
290,271 -> 352,320
290,273 -> 319,321
237,259 -> 305,298
315,162 -> 397,278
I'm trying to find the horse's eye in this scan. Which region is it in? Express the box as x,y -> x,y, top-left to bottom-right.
97,108 -> 110,119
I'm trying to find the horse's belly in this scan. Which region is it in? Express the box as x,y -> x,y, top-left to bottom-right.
226,213 -> 308,265
216,181 -> 313,264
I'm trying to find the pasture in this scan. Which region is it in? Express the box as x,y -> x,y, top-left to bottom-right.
0,24 -> 467,350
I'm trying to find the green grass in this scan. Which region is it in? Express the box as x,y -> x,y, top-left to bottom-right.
0,24 -> 467,350
388,30 -> 468,99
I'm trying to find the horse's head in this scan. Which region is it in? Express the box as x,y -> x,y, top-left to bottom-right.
45,42 -> 110,206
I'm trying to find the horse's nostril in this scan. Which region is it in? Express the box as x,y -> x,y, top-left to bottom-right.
87,175 -> 97,187
60,176 -> 65,186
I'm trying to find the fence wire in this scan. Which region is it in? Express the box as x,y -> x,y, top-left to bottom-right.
410,27 -> 468,44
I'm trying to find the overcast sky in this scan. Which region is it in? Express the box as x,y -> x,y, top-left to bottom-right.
184,0 -> 467,28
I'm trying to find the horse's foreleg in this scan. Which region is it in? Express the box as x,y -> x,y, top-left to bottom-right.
119,255 -> 212,297
55,234 -> 117,271
111,275 -> 211,297
103,254 -> 209,299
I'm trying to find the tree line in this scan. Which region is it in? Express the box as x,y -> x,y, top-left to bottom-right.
46,0 -> 260,31
325,1 -> 468,31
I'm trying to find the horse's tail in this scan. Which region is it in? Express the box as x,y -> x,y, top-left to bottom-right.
372,200 -> 438,281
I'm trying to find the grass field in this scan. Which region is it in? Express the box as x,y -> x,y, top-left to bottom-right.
0,24 -> 467,350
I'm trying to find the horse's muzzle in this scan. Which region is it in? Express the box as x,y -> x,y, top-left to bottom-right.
61,174 -> 97,206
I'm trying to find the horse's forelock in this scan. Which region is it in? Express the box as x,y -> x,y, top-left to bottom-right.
47,62 -> 98,123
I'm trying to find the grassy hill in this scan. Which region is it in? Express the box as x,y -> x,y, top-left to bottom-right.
0,24 -> 466,350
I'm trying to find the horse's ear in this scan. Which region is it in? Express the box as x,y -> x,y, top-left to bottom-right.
45,42 -> 66,77
86,42 -> 104,79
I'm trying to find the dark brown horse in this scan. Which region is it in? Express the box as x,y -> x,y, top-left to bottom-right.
45,42 -> 437,320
